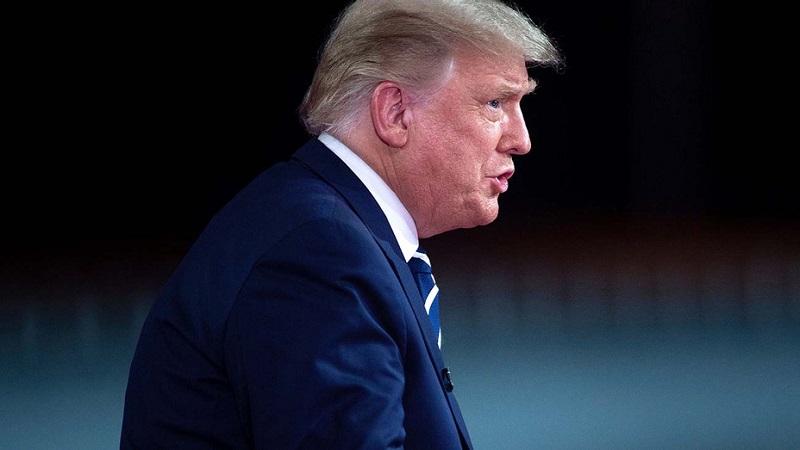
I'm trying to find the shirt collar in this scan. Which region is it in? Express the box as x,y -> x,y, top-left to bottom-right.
318,133 -> 419,262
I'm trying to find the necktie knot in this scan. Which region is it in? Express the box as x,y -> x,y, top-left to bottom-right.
408,248 -> 432,274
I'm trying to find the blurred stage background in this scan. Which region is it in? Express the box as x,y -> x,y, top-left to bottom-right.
3,1 -> 799,449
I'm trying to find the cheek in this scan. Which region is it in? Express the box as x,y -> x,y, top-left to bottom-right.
418,108 -> 497,187
437,148 -> 484,192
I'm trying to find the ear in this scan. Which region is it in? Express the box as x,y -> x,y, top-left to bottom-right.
370,81 -> 409,148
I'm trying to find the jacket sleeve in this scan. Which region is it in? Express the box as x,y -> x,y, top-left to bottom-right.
225,217 -> 410,449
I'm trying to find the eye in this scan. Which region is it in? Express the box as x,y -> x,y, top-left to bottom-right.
487,99 -> 501,109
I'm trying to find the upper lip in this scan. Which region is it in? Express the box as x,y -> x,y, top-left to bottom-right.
494,167 -> 515,180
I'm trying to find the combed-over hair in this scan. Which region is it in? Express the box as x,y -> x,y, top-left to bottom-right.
299,0 -> 563,137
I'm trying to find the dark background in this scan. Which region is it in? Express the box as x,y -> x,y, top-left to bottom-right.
8,0 -> 795,249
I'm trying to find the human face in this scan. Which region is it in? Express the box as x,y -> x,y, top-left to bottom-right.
402,51 -> 535,238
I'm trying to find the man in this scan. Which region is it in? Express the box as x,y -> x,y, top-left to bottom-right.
120,0 -> 562,448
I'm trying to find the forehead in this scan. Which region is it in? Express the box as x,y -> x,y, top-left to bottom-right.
450,51 -> 534,95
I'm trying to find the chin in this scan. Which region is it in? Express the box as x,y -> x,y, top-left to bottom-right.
472,207 -> 499,228
481,213 -> 499,226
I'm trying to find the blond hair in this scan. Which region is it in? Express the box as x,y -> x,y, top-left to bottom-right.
299,0 -> 563,137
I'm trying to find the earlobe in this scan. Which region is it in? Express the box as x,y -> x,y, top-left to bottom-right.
370,82 -> 409,148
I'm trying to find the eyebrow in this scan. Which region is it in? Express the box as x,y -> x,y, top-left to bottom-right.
525,77 -> 539,94
498,77 -> 538,98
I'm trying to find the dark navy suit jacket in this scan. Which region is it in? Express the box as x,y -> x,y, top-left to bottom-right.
121,138 -> 473,449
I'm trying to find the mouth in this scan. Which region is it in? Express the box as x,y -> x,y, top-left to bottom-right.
491,168 -> 515,194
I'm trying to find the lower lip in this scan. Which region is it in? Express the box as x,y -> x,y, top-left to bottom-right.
492,176 -> 509,193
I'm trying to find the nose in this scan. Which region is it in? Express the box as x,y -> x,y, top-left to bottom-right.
498,104 -> 531,155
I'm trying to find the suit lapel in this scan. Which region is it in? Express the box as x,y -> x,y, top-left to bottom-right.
292,138 -> 472,448
292,139 -> 443,352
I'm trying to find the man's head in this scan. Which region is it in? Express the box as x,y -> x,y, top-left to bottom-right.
300,0 -> 563,237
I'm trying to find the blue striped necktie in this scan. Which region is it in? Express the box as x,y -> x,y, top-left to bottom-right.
408,246 -> 441,348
